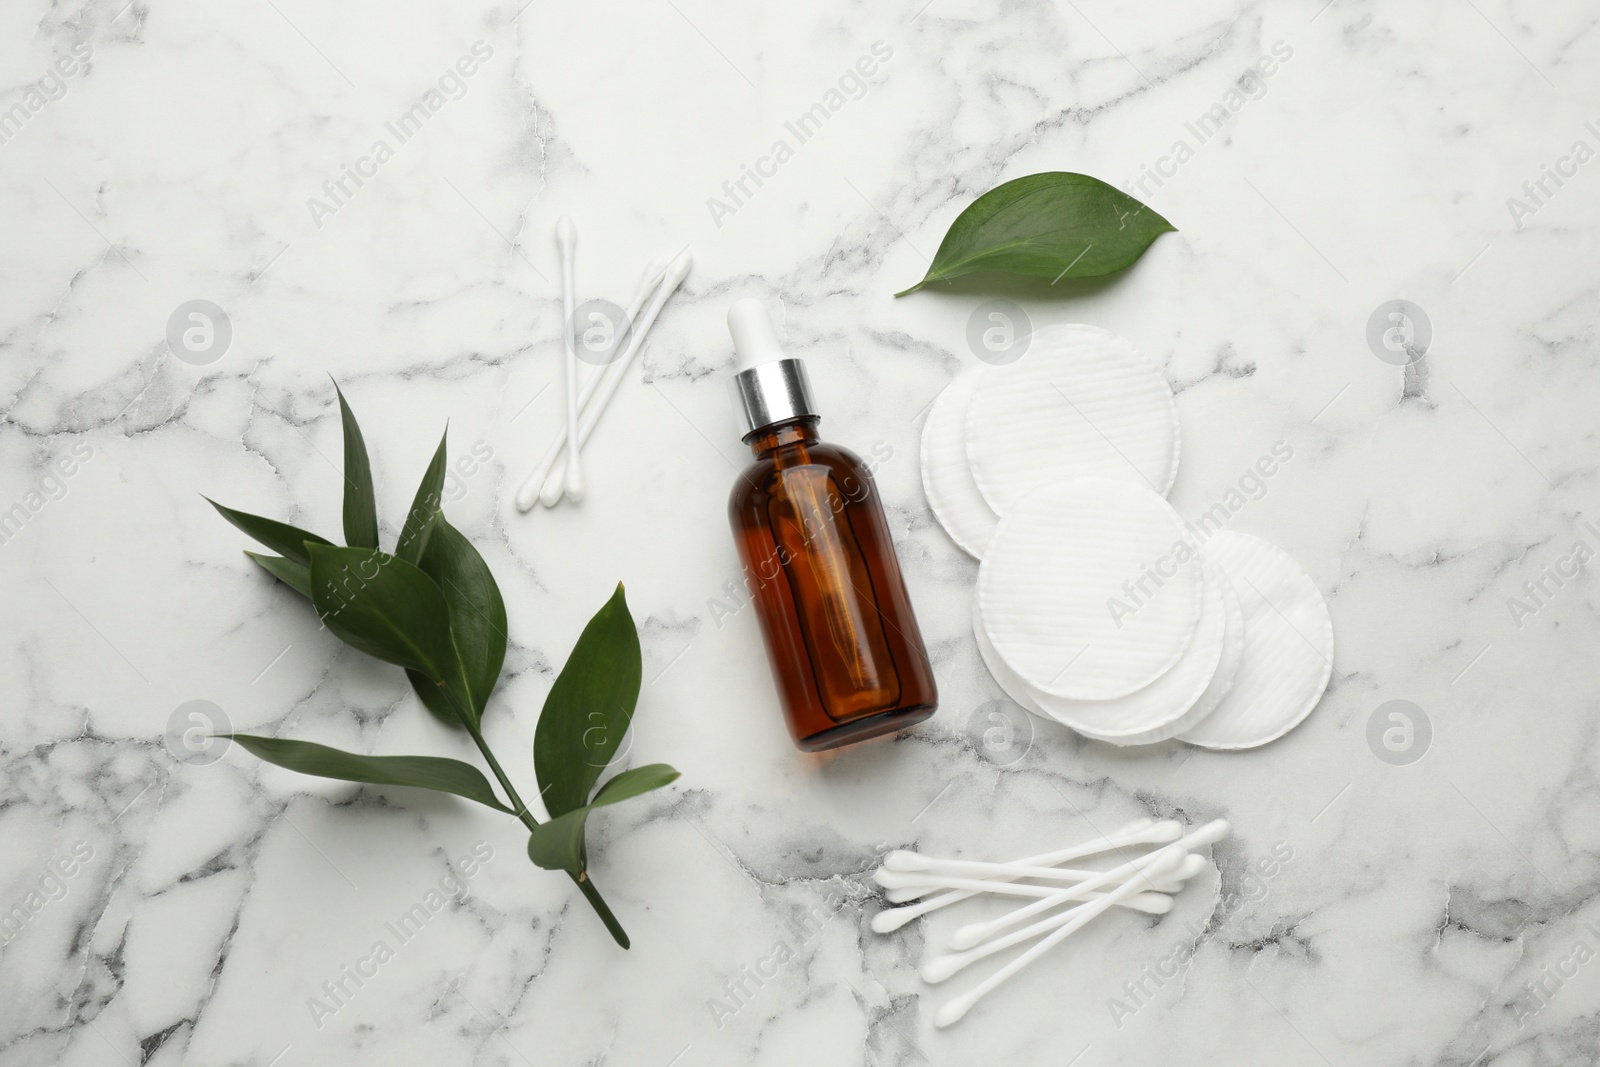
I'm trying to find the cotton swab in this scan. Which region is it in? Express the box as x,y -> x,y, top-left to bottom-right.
513,256 -> 668,512
537,247 -> 692,506
554,215 -> 585,503
868,818 -> 1174,934
879,872 -> 1176,914
932,848 -> 1186,1026
919,852 -> 1206,985
948,819 -> 1230,951
943,842 -> 1187,951
880,855 -> 1167,886
923,846 -> 1188,985
881,858 -> 1199,903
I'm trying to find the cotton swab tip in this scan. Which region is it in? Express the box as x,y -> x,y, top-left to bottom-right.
564,464 -> 585,503
935,994 -> 975,1028
946,920 -> 992,952
920,954 -> 967,984
638,254 -> 670,293
663,248 -> 694,286
870,908 -> 919,934
555,213 -> 577,248
1184,819 -> 1232,848
1138,893 -> 1175,915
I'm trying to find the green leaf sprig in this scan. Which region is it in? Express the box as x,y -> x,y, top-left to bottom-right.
207,383 -> 678,948
895,172 -> 1175,295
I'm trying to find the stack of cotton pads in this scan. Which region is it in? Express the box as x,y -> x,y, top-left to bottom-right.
920,324 -> 1332,749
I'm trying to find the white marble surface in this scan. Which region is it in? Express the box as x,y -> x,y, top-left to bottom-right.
4,0 -> 1600,1064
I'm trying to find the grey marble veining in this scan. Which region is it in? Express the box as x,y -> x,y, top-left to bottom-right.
3,0 -> 1600,1064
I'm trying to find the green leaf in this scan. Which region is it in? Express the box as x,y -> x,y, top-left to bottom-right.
410,517 -> 507,721
335,383 -> 380,550
591,762 -> 680,805
533,584 -> 642,818
207,498 -> 331,568
895,172 -> 1175,295
224,734 -> 512,812
307,544 -> 463,694
526,764 -> 680,876
396,429 -> 448,565
244,551 -> 312,597
406,670 -> 464,729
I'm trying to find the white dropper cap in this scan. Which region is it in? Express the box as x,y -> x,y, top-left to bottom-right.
726,300 -> 815,436
728,298 -> 787,367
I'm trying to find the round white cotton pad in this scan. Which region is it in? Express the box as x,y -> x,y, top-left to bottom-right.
1178,531 -> 1333,750
1028,560 -> 1228,745
978,477 -> 1201,700
1178,557 -> 1246,730
965,324 -> 1180,513
920,367 -> 999,558
971,595 -> 1051,720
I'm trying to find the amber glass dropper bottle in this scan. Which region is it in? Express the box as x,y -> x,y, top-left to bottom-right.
725,299 -> 937,751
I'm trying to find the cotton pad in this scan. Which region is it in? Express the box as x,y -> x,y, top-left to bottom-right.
1025,560 -> 1229,745
1179,557 -> 1246,730
920,367 -> 999,558
971,595 -> 1051,720
978,477 -> 1201,700
1177,531 -> 1333,749
965,324 -> 1180,513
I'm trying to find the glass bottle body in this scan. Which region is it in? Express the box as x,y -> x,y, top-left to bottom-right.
728,417 -> 938,751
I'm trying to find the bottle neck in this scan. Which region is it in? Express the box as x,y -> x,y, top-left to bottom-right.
745,416 -> 820,457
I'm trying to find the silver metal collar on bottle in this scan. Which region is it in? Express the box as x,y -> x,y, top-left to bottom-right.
731,358 -> 817,437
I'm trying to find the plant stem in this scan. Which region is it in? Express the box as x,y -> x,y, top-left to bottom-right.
467,722 -> 537,830
466,722 -> 630,949
575,876 -> 630,949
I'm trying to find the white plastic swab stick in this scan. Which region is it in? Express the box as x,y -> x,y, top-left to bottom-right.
889,882 -> 1179,908
538,248 -> 692,506
882,876 -> 1188,904
889,876 -> 1190,902
876,865 -> 1099,891
931,849 -> 1186,1026
513,256 -> 668,512
555,215 -> 584,503
883,854 -> 1171,884
949,820 -> 1230,951
881,873 -> 1174,914
868,817 -> 1161,935
882,862 -> 1197,903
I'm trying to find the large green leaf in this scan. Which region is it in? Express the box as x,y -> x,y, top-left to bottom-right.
335,383 -> 380,550
224,734 -> 512,812
307,544 -> 462,690
244,551 -> 312,597
407,517 -> 507,726
526,763 -> 680,876
396,429 -> 448,565
895,172 -> 1175,295
407,669 -> 463,728
533,584 -> 642,818
207,498 -> 330,568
